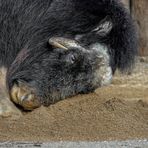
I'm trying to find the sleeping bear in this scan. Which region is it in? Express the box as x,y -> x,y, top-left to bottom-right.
0,0 -> 137,117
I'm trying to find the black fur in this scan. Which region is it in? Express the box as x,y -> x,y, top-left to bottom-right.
0,0 -> 137,106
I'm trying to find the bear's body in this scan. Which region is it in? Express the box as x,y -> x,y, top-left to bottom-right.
0,0 -> 137,114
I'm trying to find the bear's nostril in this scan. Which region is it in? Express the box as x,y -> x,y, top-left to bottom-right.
20,94 -> 29,102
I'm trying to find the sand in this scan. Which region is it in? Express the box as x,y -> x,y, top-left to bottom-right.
0,57 -> 148,141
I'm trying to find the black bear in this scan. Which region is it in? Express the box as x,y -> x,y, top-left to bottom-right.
0,0 -> 137,117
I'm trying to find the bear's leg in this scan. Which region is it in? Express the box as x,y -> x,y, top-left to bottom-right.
0,67 -> 22,119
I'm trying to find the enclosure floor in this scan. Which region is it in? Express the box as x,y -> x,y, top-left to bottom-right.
0,140 -> 148,148
0,57 -> 148,141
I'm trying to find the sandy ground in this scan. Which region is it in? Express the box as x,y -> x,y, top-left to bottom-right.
0,57 -> 148,142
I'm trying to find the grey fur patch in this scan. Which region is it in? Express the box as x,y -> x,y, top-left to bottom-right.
90,43 -> 112,87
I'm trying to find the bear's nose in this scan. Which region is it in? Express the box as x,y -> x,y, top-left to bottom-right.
10,81 -> 41,110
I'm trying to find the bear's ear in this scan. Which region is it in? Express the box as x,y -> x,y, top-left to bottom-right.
92,16 -> 113,36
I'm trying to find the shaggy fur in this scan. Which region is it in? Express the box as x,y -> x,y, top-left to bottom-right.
0,0 -> 137,106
